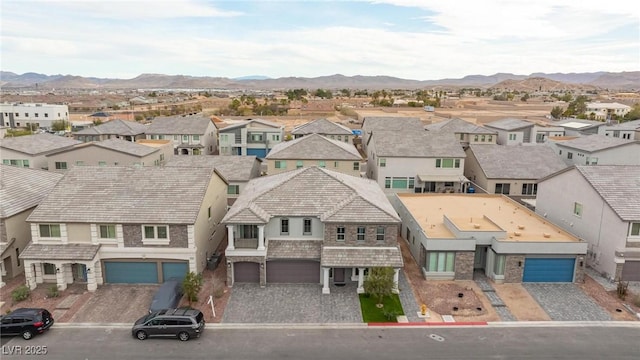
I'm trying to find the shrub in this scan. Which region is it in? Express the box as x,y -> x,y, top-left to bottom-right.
616,281 -> 629,300
382,309 -> 399,321
11,285 -> 30,303
47,284 -> 60,298
182,272 -> 203,306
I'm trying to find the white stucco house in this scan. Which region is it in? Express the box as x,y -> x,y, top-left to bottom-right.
598,119 -> 640,140
483,118 -> 535,145
547,134 -> 640,166
0,133 -> 81,170
585,102 -> 632,121
217,118 -> 284,158
145,114 -> 218,155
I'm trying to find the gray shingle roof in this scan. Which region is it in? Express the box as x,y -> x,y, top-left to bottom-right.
266,134 -> 362,160
222,167 -> 400,224
19,243 -> 100,260
576,165 -> 640,220
371,130 -> 466,158
27,166 -> 219,224
602,119 -> 640,130
46,138 -> 159,158
267,240 -> 322,259
219,118 -> 283,132
468,144 -> 568,179
73,119 -> 148,136
145,114 -> 212,135
291,118 -> 353,136
164,155 -> 260,182
0,165 -> 63,218
425,118 -> 497,134
321,246 -> 403,267
484,118 -> 534,131
0,133 -> 81,155
555,134 -> 639,152
362,117 -> 424,133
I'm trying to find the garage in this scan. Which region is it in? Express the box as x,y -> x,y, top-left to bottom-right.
266,260 -> 320,283
162,262 -> 189,281
104,261 -> 158,284
621,261 -> 640,281
233,262 -> 260,283
523,258 -> 575,282
246,148 -> 267,158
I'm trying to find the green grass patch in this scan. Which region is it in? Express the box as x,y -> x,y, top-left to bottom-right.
359,293 -> 405,323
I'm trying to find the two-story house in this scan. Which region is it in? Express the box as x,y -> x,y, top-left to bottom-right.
20,166 -> 228,291
536,165 -> 640,282
222,166 -> 402,294
0,133 -> 81,170
145,114 -> 217,155
0,165 -> 63,287
73,119 -> 148,143
217,118 -> 284,158
425,118 -> 497,147
598,119 -> 640,140
483,118 -> 535,145
367,130 -> 468,194
1,103 -> 69,130
554,119 -> 604,136
291,118 -> 355,143
547,135 -> 640,166
265,134 -> 363,177
585,102 -> 632,121
361,116 -> 424,153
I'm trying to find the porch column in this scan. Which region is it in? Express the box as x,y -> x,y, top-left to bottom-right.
226,225 -> 235,250
392,268 -> 400,294
257,225 -> 265,250
86,263 -> 98,292
357,267 -> 365,294
34,263 -> 44,285
56,264 -> 67,291
25,261 -> 37,290
64,263 -> 74,284
322,267 -> 330,294
94,261 -> 104,285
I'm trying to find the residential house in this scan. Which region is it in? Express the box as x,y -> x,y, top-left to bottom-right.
290,118 -> 355,143
547,135 -> 640,166
464,144 -> 568,196
585,102 -> 632,121
391,193 -> 586,283
265,134 -> 363,177
21,166 -> 228,291
425,118 -> 497,147
165,155 -> 262,205
598,119 -> 640,140
367,130 -> 468,194
222,166 -> 403,294
0,133 -> 81,170
530,124 -> 565,143
145,114 -> 217,155
45,138 -> 173,172
483,118 -> 535,145
361,116 -> 424,153
0,165 -> 63,287
1,103 -> 69,129
536,165 -> 640,281
554,119 -> 604,136
73,119 -> 148,142
217,118 -> 284,157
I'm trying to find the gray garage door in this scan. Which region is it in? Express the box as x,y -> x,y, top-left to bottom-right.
234,262 -> 260,283
621,261 -> 640,281
266,260 -> 320,283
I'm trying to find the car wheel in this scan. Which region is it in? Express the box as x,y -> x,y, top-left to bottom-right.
22,330 -> 34,340
136,330 -> 148,340
178,331 -> 190,341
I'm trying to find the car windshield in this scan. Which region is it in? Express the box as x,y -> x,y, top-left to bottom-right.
195,312 -> 204,324
136,314 -> 154,325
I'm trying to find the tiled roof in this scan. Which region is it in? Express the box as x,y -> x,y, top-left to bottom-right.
222,167 -> 400,224
371,130 -> 465,158
219,118 -> 283,132
291,118 -> 353,136
576,165 -> 640,220
362,117 -> 424,133
145,114 -> 212,135
0,133 -> 81,155
267,240 -> 322,259
484,118 -> 534,131
266,134 -> 362,160
19,242 -> 100,260
425,118 -> 496,134
73,119 -> 148,136
321,246 -> 404,267
601,119 -> 640,131
468,144 -> 568,179
47,138 -> 159,158
555,134 -> 639,152
27,166 -> 219,224
165,155 -> 260,181
0,165 -> 63,218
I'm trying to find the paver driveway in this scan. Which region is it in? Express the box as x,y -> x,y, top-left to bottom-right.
523,283 -> 611,321
222,283 -> 363,323
70,284 -> 159,323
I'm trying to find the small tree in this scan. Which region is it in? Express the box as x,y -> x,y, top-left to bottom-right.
182,272 -> 203,306
51,120 -> 67,132
363,267 -> 395,306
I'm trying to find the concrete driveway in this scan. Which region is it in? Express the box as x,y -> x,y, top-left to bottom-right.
70,284 -> 159,323
523,283 -> 611,321
222,283 -> 363,323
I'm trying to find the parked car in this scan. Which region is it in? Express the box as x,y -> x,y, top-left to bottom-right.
132,308 -> 205,341
149,279 -> 183,313
0,308 -> 54,340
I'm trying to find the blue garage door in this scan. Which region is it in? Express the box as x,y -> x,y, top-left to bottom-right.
104,261 -> 158,284
162,262 -> 189,282
523,258 -> 575,282
246,148 -> 267,158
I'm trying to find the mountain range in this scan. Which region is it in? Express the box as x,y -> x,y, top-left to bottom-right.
0,71 -> 638,91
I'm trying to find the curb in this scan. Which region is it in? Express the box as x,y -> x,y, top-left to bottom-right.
368,321 -> 488,327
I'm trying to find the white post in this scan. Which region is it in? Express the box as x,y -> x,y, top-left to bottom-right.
357,267 -> 365,294
257,225 -> 265,250
392,268 -> 400,294
25,262 -> 37,290
322,267 -> 330,294
207,295 -> 216,317
226,225 -> 235,250
86,263 -> 97,292
56,264 -> 67,291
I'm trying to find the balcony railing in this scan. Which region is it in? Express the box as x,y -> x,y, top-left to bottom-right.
235,238 -> 258,249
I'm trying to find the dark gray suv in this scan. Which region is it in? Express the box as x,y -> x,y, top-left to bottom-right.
132,308 -> 204,341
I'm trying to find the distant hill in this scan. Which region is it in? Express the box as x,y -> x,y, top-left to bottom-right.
490,77 -> 598,92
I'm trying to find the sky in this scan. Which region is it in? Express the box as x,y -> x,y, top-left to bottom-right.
1,0 -> 639,80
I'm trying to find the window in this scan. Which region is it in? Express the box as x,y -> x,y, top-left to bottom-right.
336,226 -> 345,241
239,225 -> 258,239
376,226 -> 385,241
427,252 -> 455,272
227,185 -> 239,195
392,178 -> 407,189
193,148 -> 201,155
55,162 -> 67,170
39,224 -> 61,238
143,225 -> 168,240
182,135 -> 189,143
220,134 -> 228,142
43,263 -> 56,275
488,135 -> 493,142
408,177 -> 415,189
460,133 -> 464,140
318,160 -> 326,168
16,248 -> 20,267
337,136 -> 342,141
630,223 -> 640,236
303,219 -> 312,235
251,133 -> 263,142
573,202 -> 583,217
76,161 -> 85,166
272,134 -> 280,141
281,219 -> 289,235
296,160 -> 303,169
521,183 -> 537,195
193,135 -> 200,142
435,158 -> 459,168
586,157 -> 598,165
25,113 -> 29,117
493,254 -> 506,276
174,135 -> 179,141
35,113 -> 39,117
334,161 -> 339,168
474,135 -> 479,141
481,135 -> 485,142
357,227 -> 365,241
98,161 -> 107,166
353,162 -> 360,171
44,113 -> 49,118
99,225 -> 116,239
207,207 -> 211,219
275,160 -> 287,169
495,183 -> 510,194
508,134 -> 516,141
567,152 -> 573,159
3,159 -> 29,168
385,177 -> 391,189
379,158 -> 386,167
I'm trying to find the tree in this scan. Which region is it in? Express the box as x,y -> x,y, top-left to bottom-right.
550,106 -> 564,119
623,103 -> 640,121
182,272 -> 203,307
51,120 -> 67,132
520,93 -> 530,102
363,267 -> 395,305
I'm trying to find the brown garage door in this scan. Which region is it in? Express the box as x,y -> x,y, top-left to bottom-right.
621,261 -> 640,281
233,262 -> 260,283
266,260 -> 320,283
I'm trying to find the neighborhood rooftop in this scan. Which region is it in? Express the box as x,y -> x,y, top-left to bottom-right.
46,138 -> 160,157
145,114 -> 212,134
218,118 -> 282,132
553,134 -> 639,152
468,144 -> 567,179
576,165 -> 640,221
362,116 -> 424,133
371,130 -> 465,158
425,118 -> 496,134
0,133 -> 81,155
484,118 -> 533,131
266,133 -> 361,160
73,119 -> 148,136
164,155 -> 259,181
291,118 -> 353,135
0,165 -> 63,218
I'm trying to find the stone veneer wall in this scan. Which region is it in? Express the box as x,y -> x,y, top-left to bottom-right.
323,223 -> 398,246
574,256 -> 585,283
226,256 -> 266,287
614,263 -> 624,282
454,252 -> 474,280
504,255 -> 525,283
122,224 -> 188,248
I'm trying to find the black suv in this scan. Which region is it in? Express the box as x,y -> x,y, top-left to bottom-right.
132,308 -> 204,341
0,308 -> 54,340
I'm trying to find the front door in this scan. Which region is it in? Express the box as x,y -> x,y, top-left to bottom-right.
474,246 -> 487,269
3,257 -> 12,278
334,268 -> 345,284
72,263 -> 87,282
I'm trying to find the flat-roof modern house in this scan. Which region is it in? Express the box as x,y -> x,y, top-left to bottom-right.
554,119 -> 604,136
1,103 -> 69,129
0,133 -> 81,170
217,119 -> 284,158
145,114 -> 217,155
265,134 -> 363,177
536,165 -> 640,282
73,119 -> 148,143
483,118 -> 535,145
585,102 -> 632,121
0,165 -> 63,287
598,119 -> 640,140
222,166 -> 402,294
21,166 -> 228,291
392,193 -> 587,283
547,135 -> 640,166
361,116 -> 424,153
291,118 -> 355,143
425,118 -> 497,147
